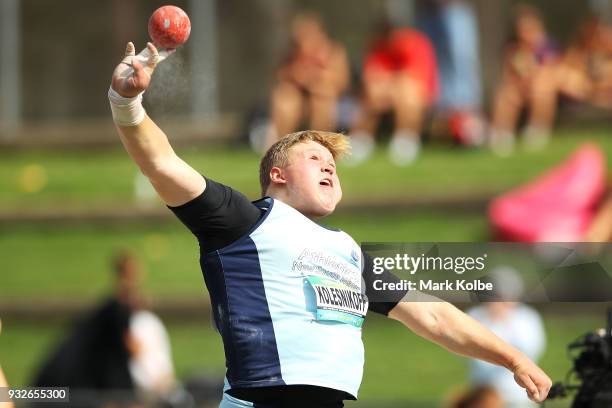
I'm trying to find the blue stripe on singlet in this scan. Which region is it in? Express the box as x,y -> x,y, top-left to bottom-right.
203,237 -> 284,388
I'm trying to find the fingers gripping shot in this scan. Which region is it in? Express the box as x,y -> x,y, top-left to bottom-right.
108,12 -> 552,408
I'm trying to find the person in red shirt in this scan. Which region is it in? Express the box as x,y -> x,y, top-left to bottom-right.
351,23 -> 438,165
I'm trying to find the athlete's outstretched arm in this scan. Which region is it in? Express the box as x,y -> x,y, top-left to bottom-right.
388,301 -> 552,403
109,42 -> 204,207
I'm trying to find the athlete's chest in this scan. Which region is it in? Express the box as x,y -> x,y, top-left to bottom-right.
250,200 -> 363,288
249,200 -> 368,326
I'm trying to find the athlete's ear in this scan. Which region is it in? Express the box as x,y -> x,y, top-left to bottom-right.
269,166 -> 287,187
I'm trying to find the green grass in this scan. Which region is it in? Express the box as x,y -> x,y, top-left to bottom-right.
0,223 -> 202,300
0,313 -> 603,405
0,210 -> 487,300
1,129 -> 612,211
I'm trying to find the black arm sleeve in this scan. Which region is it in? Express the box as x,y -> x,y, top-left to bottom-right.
362,253 -> 408,316
168,177 -> 263,253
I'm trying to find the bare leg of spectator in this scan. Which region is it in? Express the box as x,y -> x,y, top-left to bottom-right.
524,66 -> 558,150
557,64 -> 593,101
348,78 -> 391,164
347,107 -> 377,165
389,75 -> 426,166
269,81 -> 304,145
490,81 -> 524,156
309,93 -> 336,132
360,76 -> 393,133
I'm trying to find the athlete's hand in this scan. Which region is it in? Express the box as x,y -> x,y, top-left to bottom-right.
512,357 -> 552,402
111,42 -> 174,98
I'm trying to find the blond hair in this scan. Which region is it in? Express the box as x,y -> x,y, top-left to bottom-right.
259,130 -> 350,195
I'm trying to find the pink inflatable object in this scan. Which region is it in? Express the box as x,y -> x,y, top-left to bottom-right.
489,143 -> 607,242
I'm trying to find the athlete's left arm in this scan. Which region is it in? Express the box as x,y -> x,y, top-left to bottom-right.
388,301 -> 552,403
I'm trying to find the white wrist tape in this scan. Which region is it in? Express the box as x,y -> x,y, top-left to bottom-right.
108,44 -> 173,126
108,87 -> 146,126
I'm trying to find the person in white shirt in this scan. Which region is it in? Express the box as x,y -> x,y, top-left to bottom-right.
468,267 -> 546,408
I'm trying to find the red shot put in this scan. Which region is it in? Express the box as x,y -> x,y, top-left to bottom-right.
148,5 -> 191,49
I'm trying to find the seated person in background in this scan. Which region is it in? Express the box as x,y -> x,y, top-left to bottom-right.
557,15 -> 612,108
350,22 -> 438,165
489,4 -> 559,156
467,267 -> 546,408
268,12 -> 349,145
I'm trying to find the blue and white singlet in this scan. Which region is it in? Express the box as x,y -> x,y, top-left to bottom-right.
200,198 -> 368,399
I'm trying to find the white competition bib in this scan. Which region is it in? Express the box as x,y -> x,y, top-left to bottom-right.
307,275 -> 368,328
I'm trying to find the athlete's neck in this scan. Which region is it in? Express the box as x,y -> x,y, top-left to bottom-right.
266,192 -> 324,220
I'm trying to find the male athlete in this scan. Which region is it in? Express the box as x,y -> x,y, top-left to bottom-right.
108,43 -> 552,408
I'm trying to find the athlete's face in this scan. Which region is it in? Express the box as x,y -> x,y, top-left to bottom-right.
274,141 -> 342,218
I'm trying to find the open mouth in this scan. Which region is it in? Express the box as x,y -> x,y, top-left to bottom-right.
319,178 -> 333,188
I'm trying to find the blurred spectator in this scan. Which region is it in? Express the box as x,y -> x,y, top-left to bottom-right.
448,385 -> 504,408
350,22 -> 438,165
34,251 -> 176,405
489,5 -> 559,156
467,267 -> 546,408
557,15 -> 612,108
0,320 -> 15,408
267,12 -> 350,145
418,0 -> 486,146
128,309 -> 175,397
